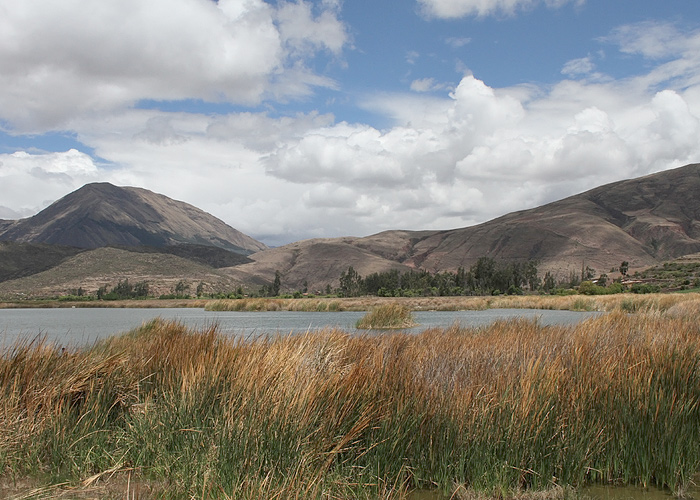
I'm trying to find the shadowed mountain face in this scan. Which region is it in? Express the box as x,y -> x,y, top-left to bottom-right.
0,183 -> 267,255
226,163 -> 700,288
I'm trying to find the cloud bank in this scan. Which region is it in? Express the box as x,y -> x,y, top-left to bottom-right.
1,11 -> 699,247
0,0 -> 347,132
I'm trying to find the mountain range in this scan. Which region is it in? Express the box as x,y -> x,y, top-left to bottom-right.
1,163 -> 699,297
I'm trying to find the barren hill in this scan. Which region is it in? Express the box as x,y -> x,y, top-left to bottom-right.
0,183 -> 267,254
229,163 -> 700,289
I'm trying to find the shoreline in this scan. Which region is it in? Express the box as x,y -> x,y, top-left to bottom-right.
1,292 -> 699,313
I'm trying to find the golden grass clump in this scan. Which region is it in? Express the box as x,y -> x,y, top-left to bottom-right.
1,303 -> 700,498
355,303 -> 418,329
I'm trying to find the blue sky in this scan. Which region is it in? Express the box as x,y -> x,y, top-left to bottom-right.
1,0 -> 700,246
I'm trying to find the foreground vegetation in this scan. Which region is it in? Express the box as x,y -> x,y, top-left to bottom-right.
1,294 -> 700,499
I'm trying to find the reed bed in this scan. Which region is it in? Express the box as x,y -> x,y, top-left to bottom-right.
204,292 -> 700,314
1,308 -> 699,499
356,303 -> 418,329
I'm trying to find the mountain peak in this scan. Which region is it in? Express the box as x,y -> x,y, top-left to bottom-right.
0,183 -> 267,255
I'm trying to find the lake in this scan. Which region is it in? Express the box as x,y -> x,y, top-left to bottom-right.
0,307 -> 602,347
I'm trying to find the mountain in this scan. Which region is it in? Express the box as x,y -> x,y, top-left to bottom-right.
1,164 -> 699,297
396,163 -> 700,275
226,163 -> 700,289
0,183 -> 267,255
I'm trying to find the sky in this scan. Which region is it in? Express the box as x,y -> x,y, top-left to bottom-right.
1,0 -> 700,247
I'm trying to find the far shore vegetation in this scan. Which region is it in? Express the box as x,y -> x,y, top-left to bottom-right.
3,256 -> 700,307
1,293 -> 700,499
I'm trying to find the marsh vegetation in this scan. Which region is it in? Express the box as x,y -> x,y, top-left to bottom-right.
355,303 -> 417,329
1,294 -> 699,499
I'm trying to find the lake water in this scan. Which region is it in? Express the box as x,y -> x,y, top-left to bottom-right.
0,307 -> 602,347
409,482 -> 700,500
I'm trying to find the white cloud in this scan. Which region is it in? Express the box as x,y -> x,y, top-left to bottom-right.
2,19 -> 700,247
605,21 -> 699,60
0,149 -> 101,214
260,22 -> 700,238
445,36 -> 471,48
417,0 -> 584,18
561,56 -> 595,77
276,1 -> 348,56
0,0 -> 348,133
410,77 -> 449,92
406,51 -> 421,65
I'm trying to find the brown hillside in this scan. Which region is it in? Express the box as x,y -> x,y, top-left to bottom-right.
402,164 -> 700,277
224,238 -> 414,292
0,247 -> 242,298
241,163 -> 700,288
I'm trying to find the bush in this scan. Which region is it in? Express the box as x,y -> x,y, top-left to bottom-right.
630,283 -> 661,294
578,281 -> 624,295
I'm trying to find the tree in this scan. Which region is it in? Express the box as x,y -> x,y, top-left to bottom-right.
525,261 -> 540,291
133,281 -> 149,298
272,270 -> 281,296
542,271 -> 556,293
174,280 -> 190,297
620,261 -> 629,277
473,257 -> 496,293
339,266 -> 362,297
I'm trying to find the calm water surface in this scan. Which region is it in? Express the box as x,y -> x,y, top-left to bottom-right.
409,483 -> 700,500
0,307 -> 602,347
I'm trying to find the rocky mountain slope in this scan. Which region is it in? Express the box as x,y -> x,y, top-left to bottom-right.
0,183 -> 267,254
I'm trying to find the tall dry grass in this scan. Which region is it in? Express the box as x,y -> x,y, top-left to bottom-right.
1,304 -> 699,499
204,292 -> 700,314
356,304 -> 417,329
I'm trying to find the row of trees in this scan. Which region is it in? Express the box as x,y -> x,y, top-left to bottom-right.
96,279 -> 150,300
336,258 -> 541,297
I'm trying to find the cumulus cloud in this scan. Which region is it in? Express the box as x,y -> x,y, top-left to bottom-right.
0,0 -> 348,133
417,0 -> 584,18
276,1 -> 348,56
261,22 -> 700,237
3,19 -> 700,246
0,149 -> 101,215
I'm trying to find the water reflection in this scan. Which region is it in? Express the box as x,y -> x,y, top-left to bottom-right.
407,482 -> 700,500
582,484 -> 698,500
